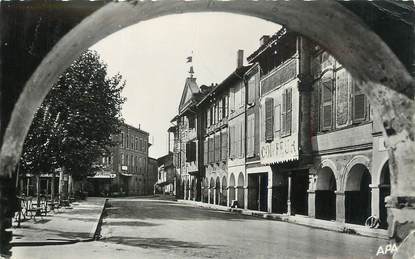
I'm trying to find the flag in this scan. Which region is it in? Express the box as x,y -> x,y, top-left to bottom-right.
186,56 -> 192,63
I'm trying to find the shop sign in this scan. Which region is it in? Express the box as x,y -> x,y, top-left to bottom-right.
260,136 -> 298,164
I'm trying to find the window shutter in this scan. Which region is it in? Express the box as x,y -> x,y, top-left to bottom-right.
229,126 -> 234,159
286,88 -> 292,135
214,134 -> 221,162
221,130 -> 228,160
218,100 -> 223,121
235,124 -> 241,158
204,140 -> 208,165
230,89 -> 235,113
352,82 -> 366,122
281,91 -> 287,135
321,79 -> 333,130
241,122 -> 245,157
247,114 -> 255,157
265,98 -> 274,142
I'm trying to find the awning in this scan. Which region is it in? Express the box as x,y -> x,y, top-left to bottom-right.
120,172 -> 133,177
87,171 -> 116,179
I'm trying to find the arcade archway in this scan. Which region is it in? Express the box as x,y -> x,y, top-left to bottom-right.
379,161 -> 391,229
315,167 -> 337,220
345,164 -> 372,225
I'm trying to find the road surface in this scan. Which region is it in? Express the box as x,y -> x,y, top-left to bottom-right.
12,197 -> 391,259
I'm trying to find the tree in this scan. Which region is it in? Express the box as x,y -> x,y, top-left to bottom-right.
20,50 -> 125,196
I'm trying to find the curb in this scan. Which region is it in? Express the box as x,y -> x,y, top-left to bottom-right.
87,198 -> 108,241
11,198 -> 109,247
177,199 -> 389,240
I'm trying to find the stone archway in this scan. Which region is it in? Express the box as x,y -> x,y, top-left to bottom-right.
1,0 -> 414,249
345,164 -> 372,225
315,167 -> 337,221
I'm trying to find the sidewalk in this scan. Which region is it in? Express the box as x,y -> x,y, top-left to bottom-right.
178,199 -> 389,240
10,197 -> 107,246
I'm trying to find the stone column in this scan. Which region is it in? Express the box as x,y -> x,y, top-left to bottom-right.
287,173 -> 292,215
207,188 -> 211,204
335,191 -> 346,223
227,187 -> 231,207
213,188 -> 216,205
308,190 -> 316,218
243,186 -> 248,209
267,171 -> 273,213
370,184 -> 380,218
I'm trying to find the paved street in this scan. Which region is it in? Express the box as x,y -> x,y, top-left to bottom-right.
12,197 -> 391,259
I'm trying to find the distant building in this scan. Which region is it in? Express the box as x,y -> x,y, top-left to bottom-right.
147,157 -> 158,195
88,123 -> 150,196
154,153 -> 175,195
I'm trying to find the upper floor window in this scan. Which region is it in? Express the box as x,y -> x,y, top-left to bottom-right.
121,153 -> 125,165
188,116 -> 195,129
247,113 -> 255,157
121,132 -> 124,148
320,76 -> 334,131
352,82 -> 367,123
265,97 -> 274,142
281,88 -> 293,136
247,75 -> 256,105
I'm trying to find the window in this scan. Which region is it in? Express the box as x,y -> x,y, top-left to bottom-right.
239,122 -> 244,157
188,115 -> 195,129
203,140 -> 208,165
221,130 -> 228,161
222,96 -> 228,118
352,81 -> 366,123
126,134 -> 129,148
186,142 -> 196,162
121,153 -> 124,165
126,154 -> 129,166
321,78 -> 333,130
235,124 -> 240,158
265,98 -> 274,142
247,75 -> 256,104
206,110 -> 211,128
214,134 -> 221,162
218,99 -> 223,121
247,113 -> 255,157
281,88 -> 292,136
120,133 -> 124,148
230,88 -> 235,113
229,126 -> 235,159
208,137 -> 214,164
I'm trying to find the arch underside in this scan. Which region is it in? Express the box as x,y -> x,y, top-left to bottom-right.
0,0 -> 414,247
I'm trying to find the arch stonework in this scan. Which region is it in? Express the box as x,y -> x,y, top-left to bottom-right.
1,0 -> 414,248
229,173 -> 236,187
237,172 -> 244,187
342,155 -> 371,192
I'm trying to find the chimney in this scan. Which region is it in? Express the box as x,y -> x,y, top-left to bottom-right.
236,49 -> 244,68
260,35 -> 270,46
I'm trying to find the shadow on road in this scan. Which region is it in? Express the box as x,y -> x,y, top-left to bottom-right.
106,199 -> 257,222
100,236 -> 218,250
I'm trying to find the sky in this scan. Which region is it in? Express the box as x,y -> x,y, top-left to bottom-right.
90,12 -> 280,159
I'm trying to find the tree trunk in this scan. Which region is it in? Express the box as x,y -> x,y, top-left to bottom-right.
51,172 -> 55,202
58,169 -> 65,201
68,174 -> 73,199
36,174 -> 40,206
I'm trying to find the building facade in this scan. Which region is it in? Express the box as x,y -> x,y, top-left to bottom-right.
88,123 -> 152,196
155,152 -> 175,195
171,27 -> 392,230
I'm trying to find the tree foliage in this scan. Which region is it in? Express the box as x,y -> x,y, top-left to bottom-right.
20,50 -> 125,179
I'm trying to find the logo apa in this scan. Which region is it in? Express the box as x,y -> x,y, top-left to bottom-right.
376,243 -> 398,256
